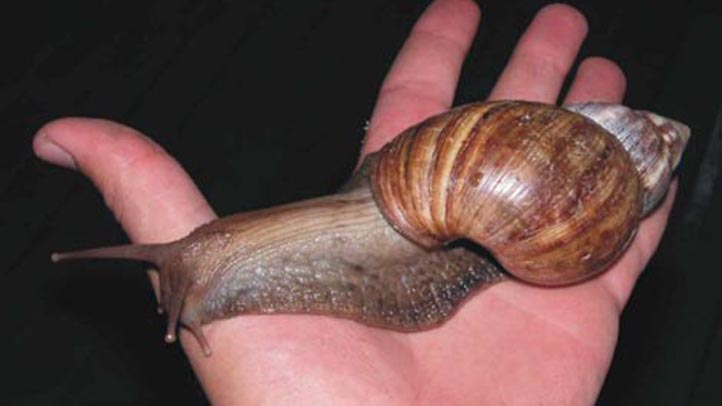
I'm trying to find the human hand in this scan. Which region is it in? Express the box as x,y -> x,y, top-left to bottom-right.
33,0 -> 677,404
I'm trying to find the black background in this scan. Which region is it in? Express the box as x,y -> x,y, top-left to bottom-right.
2,0 -> 721,404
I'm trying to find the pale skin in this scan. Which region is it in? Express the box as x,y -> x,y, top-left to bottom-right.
33,1 -> 677,404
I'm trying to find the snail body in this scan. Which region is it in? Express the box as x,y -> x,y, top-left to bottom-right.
52,101 -> 690,355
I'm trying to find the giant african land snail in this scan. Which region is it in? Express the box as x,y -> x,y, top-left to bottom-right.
52,100 -> 690,356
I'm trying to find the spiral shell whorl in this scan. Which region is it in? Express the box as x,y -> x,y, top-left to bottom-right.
371,101 -> 643,285
565,102 -> 690,215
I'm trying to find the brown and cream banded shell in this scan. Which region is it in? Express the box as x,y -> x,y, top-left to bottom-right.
371,101 -> 689,284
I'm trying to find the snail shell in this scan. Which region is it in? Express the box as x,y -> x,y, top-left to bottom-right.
371,101 -> 689,284
51,100 -> 690,355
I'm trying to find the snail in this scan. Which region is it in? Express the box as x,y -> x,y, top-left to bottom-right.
52,100 -> 690,356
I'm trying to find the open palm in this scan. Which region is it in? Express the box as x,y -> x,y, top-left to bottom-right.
34,1 -> 677,404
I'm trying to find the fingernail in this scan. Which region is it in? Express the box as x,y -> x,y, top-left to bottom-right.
34,132 -> 77,169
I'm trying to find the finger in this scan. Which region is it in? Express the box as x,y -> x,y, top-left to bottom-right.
33,118 -> 216,244
563,57 -> 626,104
489,4 -> 588,102
362,0 -> 480,156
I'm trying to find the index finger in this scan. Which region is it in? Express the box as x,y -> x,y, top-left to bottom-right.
361,0 -> 480,156
488,4 -> 588,103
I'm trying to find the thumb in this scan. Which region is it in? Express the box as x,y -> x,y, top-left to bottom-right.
33,117 -> 216,243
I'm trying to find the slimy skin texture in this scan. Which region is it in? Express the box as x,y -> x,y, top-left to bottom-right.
52,101 -> 690,356
52,158 -> 507,356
